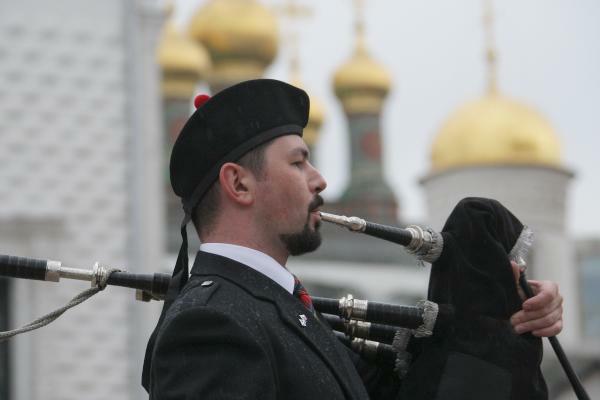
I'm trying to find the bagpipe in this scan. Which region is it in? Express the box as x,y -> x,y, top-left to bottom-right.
0,197 -> 589,399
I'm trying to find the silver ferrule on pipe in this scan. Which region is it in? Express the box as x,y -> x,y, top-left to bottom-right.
351,338 -> 380,359
91,262 -> 107,288
58,266 -> 95,282
345,319 -> 371,339
339,294 -> 369,321
45,260 -> 62,282
50,261 -> 122,288
406,225 -> 427,252
319,212 -> 366,232
405,225 -> 444,263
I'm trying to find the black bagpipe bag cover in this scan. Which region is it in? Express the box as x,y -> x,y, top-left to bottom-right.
398,197 -> 547,400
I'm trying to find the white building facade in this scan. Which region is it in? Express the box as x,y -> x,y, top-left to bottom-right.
0,1 -> 165,399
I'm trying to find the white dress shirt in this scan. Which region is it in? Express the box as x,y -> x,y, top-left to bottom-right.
199,243 -> 295,294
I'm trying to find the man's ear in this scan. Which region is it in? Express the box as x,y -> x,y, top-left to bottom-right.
218,162 -> 255,206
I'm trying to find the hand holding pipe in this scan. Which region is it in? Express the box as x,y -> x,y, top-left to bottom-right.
518,267 -> 590,400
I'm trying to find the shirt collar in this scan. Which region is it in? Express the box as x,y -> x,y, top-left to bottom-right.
199,243 -> 295,294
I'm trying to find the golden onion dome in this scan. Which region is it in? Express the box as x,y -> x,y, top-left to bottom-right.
431,93 -> 562,172
333,38 -> 391,114
157,16 -> 211,98
188,0 -> 278,84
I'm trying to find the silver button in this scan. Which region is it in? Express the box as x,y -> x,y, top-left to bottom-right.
201,280 -> 214,287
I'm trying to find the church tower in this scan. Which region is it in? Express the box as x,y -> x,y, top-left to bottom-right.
294,1 -> 423,301
332,0 -> 397,223
420,0 -> 579,344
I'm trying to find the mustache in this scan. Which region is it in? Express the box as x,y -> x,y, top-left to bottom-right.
308,195 -> 324,212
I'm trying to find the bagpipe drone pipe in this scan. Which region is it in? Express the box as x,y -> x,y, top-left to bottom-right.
0,253 -> 450,366
0,197 -> 589,399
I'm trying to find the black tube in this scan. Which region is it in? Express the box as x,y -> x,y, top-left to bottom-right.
366,301 -> 454,333
313,296 -> 454,334
0,256 -> 173,298
321,313 -> 398,344
312,296 -> 422,328
363,221 -> 413,246
333,331 -> 396,367
312,296 -> 339,315
0,255 -> 48,281
312,296 -> 424,327
107,272 -> 171,295
322,313 -> 345,332
365,300 -> 423,328
519,273 -> 589,400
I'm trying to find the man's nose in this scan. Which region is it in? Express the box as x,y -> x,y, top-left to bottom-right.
309,164 -> 327,194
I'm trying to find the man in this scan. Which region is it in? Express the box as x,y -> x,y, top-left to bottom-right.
142,79 -> 563,399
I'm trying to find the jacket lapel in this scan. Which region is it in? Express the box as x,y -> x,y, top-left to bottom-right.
190,251 -> 361,400
274,299 -> 361,399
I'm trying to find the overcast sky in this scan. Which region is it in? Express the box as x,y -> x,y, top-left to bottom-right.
173,0 -> 600,236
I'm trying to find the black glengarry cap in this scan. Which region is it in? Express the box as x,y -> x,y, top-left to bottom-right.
171,78 -> 309,218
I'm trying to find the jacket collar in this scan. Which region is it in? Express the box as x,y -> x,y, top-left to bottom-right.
199,243 -> 295,294
190,250 -> 290,300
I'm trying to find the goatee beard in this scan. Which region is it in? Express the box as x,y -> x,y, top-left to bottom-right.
280,221 -> 322,256
280,195 -> 324,256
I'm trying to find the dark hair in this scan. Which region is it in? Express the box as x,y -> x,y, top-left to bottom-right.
192,140 -> 270,238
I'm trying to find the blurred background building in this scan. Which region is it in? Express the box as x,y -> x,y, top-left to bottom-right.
0,0 -> 599,399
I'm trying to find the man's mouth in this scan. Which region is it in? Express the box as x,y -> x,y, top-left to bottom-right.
309,195 -> 324,214
308,195 -> 324,224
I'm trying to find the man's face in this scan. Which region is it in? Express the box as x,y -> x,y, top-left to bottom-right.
254,135 -> 327,255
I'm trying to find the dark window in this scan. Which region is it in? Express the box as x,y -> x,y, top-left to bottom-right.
0,277 -> 9,399
581,256 -> 600,337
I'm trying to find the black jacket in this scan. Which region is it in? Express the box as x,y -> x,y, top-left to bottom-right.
148,251 -> 394,400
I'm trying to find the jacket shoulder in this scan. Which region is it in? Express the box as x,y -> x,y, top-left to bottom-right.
163,274 -> 268,330
162,276 -> 220,317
